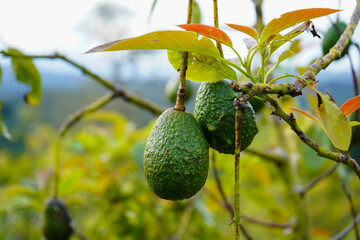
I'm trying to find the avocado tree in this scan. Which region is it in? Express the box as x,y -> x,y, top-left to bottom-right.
1,0 -> 360,239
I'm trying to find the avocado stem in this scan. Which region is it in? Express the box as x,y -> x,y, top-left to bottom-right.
174,0 -> 193,112
233,98 -> 248,240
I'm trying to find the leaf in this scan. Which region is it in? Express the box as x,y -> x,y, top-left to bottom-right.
0,112 -> 12,140
226,24 -> 259,40
340,95 -> 360,116
265,49 -> 294,80
288,107 -> 322,125
350,121 -> 360,127
86,30 -> 220,58
168,50 -> 237,82
148,0 -> 159,21
269,21 -> 310,55
192,1 -> 202,24
317,92 -> 352,151
177,24 -> 232,47
8,48 -> 41,106
260,8 -> 340,43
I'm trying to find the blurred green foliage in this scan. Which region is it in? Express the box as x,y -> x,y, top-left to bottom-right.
0,100 -> 359,239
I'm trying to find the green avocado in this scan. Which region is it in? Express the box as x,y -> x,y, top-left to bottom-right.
194,80 -> 258,154
322,21 -> 348,59
143,108 -> 209,201
43,197 -> 73,240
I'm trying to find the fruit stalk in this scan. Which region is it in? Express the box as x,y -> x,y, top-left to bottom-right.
175,0 -> 193,111
233,97 -> 248,240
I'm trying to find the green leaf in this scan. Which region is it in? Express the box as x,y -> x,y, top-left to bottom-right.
265,49 -> 294,80
0,112 -> 12,140
317,92 -> 352,151
192,1 -> 202,24
167,50 -> 237,82
8,48 -> 41,106
86,30 -> 220,58
260,8 -> 340,43
350,121 -> 360,127
269,21 -> 309,55
148,0 -> 158,20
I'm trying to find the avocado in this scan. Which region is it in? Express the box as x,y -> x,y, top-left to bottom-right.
165,76 -> 194,103
194,80 -> 258,154
322,21 -> 348,59
43,197 -> 73,240
143,108 -> 209,201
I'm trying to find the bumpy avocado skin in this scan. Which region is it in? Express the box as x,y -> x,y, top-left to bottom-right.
144,108 -> 209,201
194,80 -> 258,155
43,198 -> 73,240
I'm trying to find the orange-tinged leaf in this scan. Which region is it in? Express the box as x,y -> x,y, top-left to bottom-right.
317,92 -> 351,151
260,8 -> 341,43
288,107 -> 322,125
340,95 -> 360,116
226,24 -> 259,40
177,24 -> 233,47
86,30 -> 220,58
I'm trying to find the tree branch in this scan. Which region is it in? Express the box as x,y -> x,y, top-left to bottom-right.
342,183 -> 360,240
244,146 -> 287,166
296,163 -> 339,197
58,92 -> 118,137
265,95 -> 360,179
211,149 -> 234,217
0,50 -> 165,115
330,214 -> 360,240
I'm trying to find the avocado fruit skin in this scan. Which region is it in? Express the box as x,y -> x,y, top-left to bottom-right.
43,197 -> 73,240
143,108 -> 209,201
194,80 -> 258,155
322,21 -> 348,59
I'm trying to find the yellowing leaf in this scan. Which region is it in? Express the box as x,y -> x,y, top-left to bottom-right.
86,30 -> 220,58
177,24 -> 233,47
340,95 -> 360,116
317,92 -> 351,151
260,8 -> 340,43
350,121 -> 360,127
8,48 -> 41,106
167,50 -> 237,82
226,24 -> 259,40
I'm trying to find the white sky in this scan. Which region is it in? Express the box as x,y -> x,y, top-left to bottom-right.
0,0 -> 358,77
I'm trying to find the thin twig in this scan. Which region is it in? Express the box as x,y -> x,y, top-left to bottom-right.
0,50 -> 165,115
297,163 -> 340,197
58,92 -> 119,137
211,149 -> 234,217
341,183 -> 360,240
242,215 -> 291,229
213,0 -> 224,57
244,146 -> 287,166
330,214 -> 360,240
